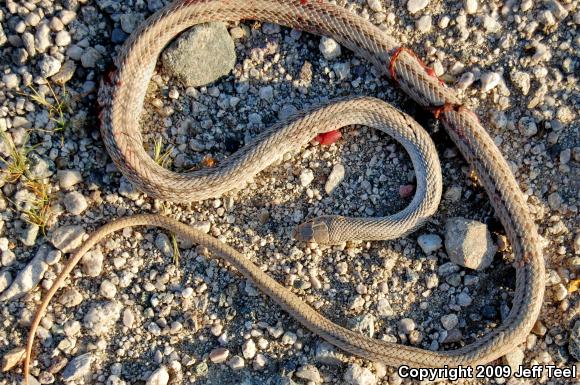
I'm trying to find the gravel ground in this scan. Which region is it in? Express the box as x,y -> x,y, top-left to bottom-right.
0,0 -> 579,385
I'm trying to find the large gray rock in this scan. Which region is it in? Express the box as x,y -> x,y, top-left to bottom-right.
0,245 -> 50,301
444,217 -> 496,270
62,353 -> 93,381
161,22 -> 235,87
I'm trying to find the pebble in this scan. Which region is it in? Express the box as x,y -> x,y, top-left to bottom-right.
242,339 -> 256,359
38,55 -> 62,78
81,47 -> 102,68
440,314 -> 459,330
344,363 -> 377,385
0,245 -> 50,301
49,225 -> 86,253
1,347 -> 25,371
253,354 -> 267,370
227,355 -> 245,370
146,366 -> 169,385
59,288 -> 84,307
417,234 -> 443,254
57,170 -> 82,189
480,72 -> 501,92
64,191 -> 89,215
457,292 -> 473,307
62,353 -> 93,381
155,233 -> 173,258
162,23 -> 235,87
399,184 -> 414,198
319,37 -> 341,60
518,116 -> 538,137
281,331 -> 297,345
398,318 -> 416,334
259,85 -> 274,102
100,280 -> 117,299
295,365 -> 322,383
0,270 -> 12,294
464,0 -> 478,14
83,301 -> 122,336
367,0 -> 383,12
300,169 -> 315,187
325,164 -> 345,194
209,347 -> 229,363
2,74 -> 19,89
376,298 -> 394,317
502,348 -> 524,373
407,0 -> 429,14
548,192 -> 562,210
416,15 -> 432,32
444,217 -> 496,270
315,341 -> 345,365
81,249 -> 104,277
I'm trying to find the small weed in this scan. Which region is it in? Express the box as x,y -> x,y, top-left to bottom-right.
25,83 -> 71,132
153,136 -> 173,168
171,234 -> 180,267
0,131 -> 33,183
22,179 -> 53,235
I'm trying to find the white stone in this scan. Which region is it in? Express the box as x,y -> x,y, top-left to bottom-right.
417,234 -> 443,254
0,245 -> 50,301
464,0 -> 478,14
444,217 -> 496,270
83,301 -> 122,336
57,170 -> 83,189
416,15 -> 432,32
325,164 -> 345,194
407,0 -> 429,14
367,0 -> 383,12
242,339 -> 257,359
50,225 -> 86,253
296,365 -> 323,383
319,37 -> 341,60
100,280 -> 117,299
227,355 -> 245,370
146,367 -> 169,385
62,353 -> 93,381
64,191 -> 88,215
502,348 -> 524,373
480,72 -> 501,92
209,348 -> 229,363
300,169 -> 315,187
38,55 -> 62,78
344,363 -> 377,385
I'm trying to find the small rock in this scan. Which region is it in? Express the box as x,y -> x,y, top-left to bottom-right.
325,164 -> 345,194
367,0 -> 383,12
281,331 -> 297,345
300,169 -> 315,187
444,217 -> 496,270
38,55 -> 62,78
50,225 -> 86,253
83,301 -> 122,336
407,0 -> 429,14
146,366 -> 169,385
376,298 -> 394,317
319,37 -> 341,60
162,23 -> 235,87
399,184 -> 414,198
443,329 -> 463,343
62,353 -> 93,381
399,318 -> 416,334
416,15 -> 432,32
100,280 -> 117,299
80,47 -> 101,68
457,292 -> 472,307
480,72 -> 501,92
344,363 -> 377,385
81,249 -> 104,277
315,341 -> 345,365
1,347 -> 26,372
242,339 -> 256,359
547,192 -> 562,210
502,348 -> 524,373
0,245 -> 50,301
64,191 -> 88,215
0,270 -> 12,293
57,170 -> 82,189
441,314 -> 459,330
259,85 -> 274,102
253,354 -> 267,370
296,365 -> 322,383
518,116 -> 537,137
227,355 -> 244,370
417,234 -> 443,254
209,348 -> 229,363
59,288 -> 83,307
155,233 -> 173,258
52,60 -> 76,84
464,0 -> 478,14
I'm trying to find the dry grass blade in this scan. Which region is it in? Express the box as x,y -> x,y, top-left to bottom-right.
0,131 -> 32,183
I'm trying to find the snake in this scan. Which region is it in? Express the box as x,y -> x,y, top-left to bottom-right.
22,0 -> 545,382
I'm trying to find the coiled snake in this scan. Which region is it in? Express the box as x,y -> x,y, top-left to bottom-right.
23,0 -> 544,382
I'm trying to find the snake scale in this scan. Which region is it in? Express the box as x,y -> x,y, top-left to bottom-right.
23,0 -> 545,382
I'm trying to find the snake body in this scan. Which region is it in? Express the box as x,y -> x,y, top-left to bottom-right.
24,0 -> 545,381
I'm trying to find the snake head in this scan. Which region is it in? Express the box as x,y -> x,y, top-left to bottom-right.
293,217 -> 331,245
